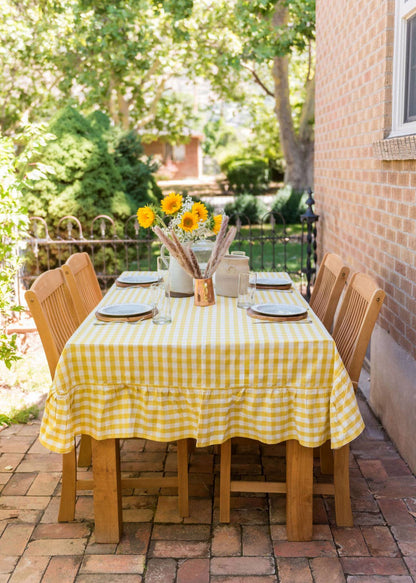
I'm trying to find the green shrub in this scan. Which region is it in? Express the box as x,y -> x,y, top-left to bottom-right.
221,155 -> 270,195
22,106 -> 161,232
271,185 -> 307,224
224,194 -> 268,225
20,107 -> 162,280
268,158 -> 285,182
22,106 -> 126,229
113,129 -> 162,208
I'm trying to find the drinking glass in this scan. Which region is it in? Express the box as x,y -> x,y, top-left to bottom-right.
237,272 -> 257,309
157,255 -> 170,286
151,281 -> 172,325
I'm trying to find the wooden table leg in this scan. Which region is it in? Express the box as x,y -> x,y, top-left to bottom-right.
58,446 -> 77,522
286,440 -> 313,541
334,444 -> 353,527
220,439 -> 232,523
320,439 -> 334,475
77,434 -> 92,468
177,439 -> 189,517
91,438 -> 122,543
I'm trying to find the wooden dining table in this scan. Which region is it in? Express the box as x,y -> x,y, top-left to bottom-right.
39,272 -> 364,543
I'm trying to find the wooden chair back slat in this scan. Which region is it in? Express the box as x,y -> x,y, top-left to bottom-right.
332,272 -> 386,387
309,253 -> 350,331
25,268 -> 80,378
62,252 -> 102,322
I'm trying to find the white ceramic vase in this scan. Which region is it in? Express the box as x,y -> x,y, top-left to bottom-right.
160,245 -> 194,297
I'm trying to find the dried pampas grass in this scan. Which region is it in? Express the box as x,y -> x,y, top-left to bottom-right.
153,217 -> 236,281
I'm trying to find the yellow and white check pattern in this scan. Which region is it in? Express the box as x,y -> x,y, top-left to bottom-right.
39,273 -> 364,454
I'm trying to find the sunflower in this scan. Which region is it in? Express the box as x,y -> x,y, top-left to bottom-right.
161,192 -> 183,215
213,214 -> 223,234
191,202 -> 208,223
137,206 -> 156,229
179,212 -> 199,232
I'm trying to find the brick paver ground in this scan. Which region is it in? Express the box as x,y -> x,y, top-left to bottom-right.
0,392 -> 415,582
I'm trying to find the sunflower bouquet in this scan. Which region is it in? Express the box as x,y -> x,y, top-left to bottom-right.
137,192 -> 223,243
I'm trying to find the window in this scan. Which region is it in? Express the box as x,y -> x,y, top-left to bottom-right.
173,144 -> 186,162
391,0 -> 416,136
405,14 -> 416,122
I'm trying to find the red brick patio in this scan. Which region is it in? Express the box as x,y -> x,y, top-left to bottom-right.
0,393 -> 415,582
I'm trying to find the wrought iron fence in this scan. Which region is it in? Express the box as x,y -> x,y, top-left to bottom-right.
19,205 -> 318,297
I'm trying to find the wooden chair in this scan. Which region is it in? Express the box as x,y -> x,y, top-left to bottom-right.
26,268 -> 189,526
309,252 -> 350,331
310,254 -> 350,461
62,252 -> 102,323
62,253 -> 103,465
25,268 -> 86,522
219,272 -> 385,537
320,272 -> 386,474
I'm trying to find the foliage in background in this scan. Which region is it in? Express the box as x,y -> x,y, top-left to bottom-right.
220,155 -> 270,195
271,184 -> 307,224
1,0 -> 315,191
233,0 -> 315,189
224,186 -> 307,226
180,0 -> 315,189
21,106 -> 161,232
0,0 -> 219,142
205,99 -> 284,186
142,91 -> 198,145
0,135 -> 29,369
202,117 -> 239,158
0,406 -> 39,427
243,96 -> 285,181
112,130 -> 162,208
224,194 -> 268,225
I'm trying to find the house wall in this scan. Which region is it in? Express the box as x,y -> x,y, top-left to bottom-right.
143,137 -> 202,180
315,0 -> 416,471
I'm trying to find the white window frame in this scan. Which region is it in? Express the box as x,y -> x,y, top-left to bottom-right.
172,144 -> 186,162
391,0 -> 416,137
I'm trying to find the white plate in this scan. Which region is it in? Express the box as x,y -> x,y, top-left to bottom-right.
97,303 -> 153,318
117,274 -> 158,285
256,277 -> 291,287
251,303 -> 307,317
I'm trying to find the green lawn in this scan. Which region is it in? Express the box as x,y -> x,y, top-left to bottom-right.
229,224 -> 303,275
144,223 -> 303,275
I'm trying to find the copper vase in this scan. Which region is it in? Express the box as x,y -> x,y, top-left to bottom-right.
194,277 -> 215,307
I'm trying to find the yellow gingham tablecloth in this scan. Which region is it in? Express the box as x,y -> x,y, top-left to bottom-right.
39,273 -> 364,454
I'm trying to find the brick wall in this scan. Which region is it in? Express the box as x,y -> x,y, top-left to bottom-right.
315,0 -> 415,358
315,0 -> 416,470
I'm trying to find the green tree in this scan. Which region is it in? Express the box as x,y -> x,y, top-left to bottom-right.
0,136 -> 29,368
232,0 -> 315,190
1,0 -> 314,189
0,0 -> 202,141
177,0 -> 315,189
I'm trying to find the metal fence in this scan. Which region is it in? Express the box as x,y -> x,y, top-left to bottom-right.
19,207 -> 318,297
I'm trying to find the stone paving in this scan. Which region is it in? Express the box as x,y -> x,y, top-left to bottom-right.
0,392 -> 415,582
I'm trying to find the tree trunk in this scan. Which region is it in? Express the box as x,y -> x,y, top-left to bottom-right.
272,4 -> 314,191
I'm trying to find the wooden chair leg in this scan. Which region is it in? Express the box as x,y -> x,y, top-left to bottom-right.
77,435 -> 92,467
320,439 -> 334,475
91,438 -> 122,543
58,446 -> 77,522
286,440 -> 313,541
219,439 -> 232,523
177,438 -> 189,517
334,444 -> 353,527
